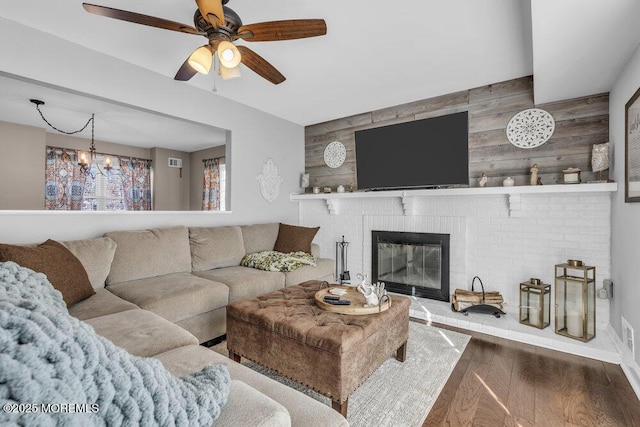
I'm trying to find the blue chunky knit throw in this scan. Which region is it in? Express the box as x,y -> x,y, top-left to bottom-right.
0,261 -> 230,426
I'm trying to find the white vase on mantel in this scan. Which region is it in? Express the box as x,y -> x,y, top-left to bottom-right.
502,177 -> 515,187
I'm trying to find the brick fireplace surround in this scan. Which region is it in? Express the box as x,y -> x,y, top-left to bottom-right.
294,183 -> 621,362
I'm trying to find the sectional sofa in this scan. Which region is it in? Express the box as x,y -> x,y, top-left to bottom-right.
2,223 -> 345,426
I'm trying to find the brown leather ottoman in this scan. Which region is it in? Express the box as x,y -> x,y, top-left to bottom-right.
226,280 -> 410,416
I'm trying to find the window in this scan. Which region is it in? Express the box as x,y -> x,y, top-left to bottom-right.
45,146 -> 152,211
82,154 -> 126,211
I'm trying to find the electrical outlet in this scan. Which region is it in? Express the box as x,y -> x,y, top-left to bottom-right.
603,279 -> 613,299
622,316 -> 635,356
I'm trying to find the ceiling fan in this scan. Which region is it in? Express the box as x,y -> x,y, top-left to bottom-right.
82,0 -> 327,84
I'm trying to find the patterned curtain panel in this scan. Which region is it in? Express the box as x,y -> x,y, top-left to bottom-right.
119,158 -> 152,211
44,147 -> 86,210
202,157 -> 221,211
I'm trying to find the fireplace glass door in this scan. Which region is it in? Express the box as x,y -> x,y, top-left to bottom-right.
372,231 -> 450,301
378,243 -> 442,289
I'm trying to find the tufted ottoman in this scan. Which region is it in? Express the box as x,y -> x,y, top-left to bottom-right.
226,280 -> 410,416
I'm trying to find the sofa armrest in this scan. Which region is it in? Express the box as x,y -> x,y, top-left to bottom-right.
214,380 -> 291,427
310,243 -> 320,258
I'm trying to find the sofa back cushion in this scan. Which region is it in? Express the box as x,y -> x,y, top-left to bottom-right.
190,226 -> 245,271
62,237 -> 117,290
105,226 -> 191,284
241,223 -> 279,254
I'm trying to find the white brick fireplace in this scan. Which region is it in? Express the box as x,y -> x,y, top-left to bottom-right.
293,183 -> 619,361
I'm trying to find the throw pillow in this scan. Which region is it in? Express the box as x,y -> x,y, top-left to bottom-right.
273,223 -> 320,254
0,239 -> 95,306
0,261 -> 231,426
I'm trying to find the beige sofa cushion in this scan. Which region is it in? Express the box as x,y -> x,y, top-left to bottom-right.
284,258 -> 335,287
63,237 -> 117,290
193,266 -> 285,303
310,243 -> 320,258
106,272 -> 229,323
241,223 -> 279,254
68,288 -> 138,321
190,226 -> 245,271
105,226 -> 191,284
215,381 -> 291,427
155,345 -> 348,427
85,309 -> 198,357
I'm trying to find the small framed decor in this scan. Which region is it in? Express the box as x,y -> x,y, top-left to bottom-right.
625,86 -> 640,202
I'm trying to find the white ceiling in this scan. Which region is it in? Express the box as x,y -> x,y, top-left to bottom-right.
1,0 -> 639,132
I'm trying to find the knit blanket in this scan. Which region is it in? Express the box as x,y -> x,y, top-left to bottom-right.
0,261 -> 230,426
240,250 -> 316,272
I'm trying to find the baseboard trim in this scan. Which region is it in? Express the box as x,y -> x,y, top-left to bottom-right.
608,325 -> 640,400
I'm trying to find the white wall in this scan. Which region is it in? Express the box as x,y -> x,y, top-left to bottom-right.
0,18 -> 304,243
610,43 -> 640,368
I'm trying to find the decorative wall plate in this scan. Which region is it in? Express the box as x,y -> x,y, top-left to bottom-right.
323,140 -> 346,168
506,108 -> 555,149
256,158 -> 283,204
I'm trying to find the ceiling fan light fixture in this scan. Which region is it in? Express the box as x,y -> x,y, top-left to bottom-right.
217,41 -> 241,68
220,64 -> 242,80
188,46 -> 213,74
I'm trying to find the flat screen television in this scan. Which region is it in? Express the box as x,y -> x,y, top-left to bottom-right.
355,111 -> 469,190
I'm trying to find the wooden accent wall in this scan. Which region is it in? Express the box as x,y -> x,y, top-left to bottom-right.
305,76 -> 609,189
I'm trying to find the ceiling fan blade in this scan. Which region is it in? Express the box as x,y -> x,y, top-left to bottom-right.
174,58 -> 199,81
237,19 -> 327,42
83,3 -> 205,35
195,0 -> 225,28
236,46 -> 285,85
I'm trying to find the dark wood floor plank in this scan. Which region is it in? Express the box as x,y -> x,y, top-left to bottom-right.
424,356 -> 471,425
445,359 -> 492,425
424,322 -> 640,427
472,353 -> 513,426
506,348 -> 537,423
534,354 -> 566,426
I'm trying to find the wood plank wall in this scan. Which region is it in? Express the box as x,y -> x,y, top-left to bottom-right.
305,76 -> 609,189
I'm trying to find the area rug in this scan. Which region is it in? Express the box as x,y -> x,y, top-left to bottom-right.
218,321 -> 470,426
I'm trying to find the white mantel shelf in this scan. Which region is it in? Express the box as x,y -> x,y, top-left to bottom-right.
290,182 -> 618,216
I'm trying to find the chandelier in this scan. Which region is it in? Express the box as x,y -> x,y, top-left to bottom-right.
30,99 -> 112,177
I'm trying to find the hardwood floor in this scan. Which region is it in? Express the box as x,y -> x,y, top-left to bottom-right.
423,322 -> 640,426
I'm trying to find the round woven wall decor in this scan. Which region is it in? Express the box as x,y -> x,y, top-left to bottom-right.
323,140 -> 347,168
506,108 -> 555,149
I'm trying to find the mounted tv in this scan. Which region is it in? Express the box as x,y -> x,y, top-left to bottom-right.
355,111 -> 469,190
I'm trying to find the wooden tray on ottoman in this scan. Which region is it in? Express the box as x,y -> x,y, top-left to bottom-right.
226,280 -> 410,418
314,285 -> 391,315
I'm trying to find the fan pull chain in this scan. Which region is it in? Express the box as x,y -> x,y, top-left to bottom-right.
212,55 -> 218,93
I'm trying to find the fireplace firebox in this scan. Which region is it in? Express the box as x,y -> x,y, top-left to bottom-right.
372,231 -> 450,302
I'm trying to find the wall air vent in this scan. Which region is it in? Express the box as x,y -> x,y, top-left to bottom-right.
622,316 -> 635,356
168,158 -> 182,168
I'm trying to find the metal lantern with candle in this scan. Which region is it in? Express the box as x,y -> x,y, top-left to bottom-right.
519,278 -> 551,329
555,260 -> 596,342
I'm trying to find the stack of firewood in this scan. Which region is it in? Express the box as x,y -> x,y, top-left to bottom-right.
451,288 -> 505,312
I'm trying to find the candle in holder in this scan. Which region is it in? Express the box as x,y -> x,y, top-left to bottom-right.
566,310 -> 583,337
529,304 -> 540,327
